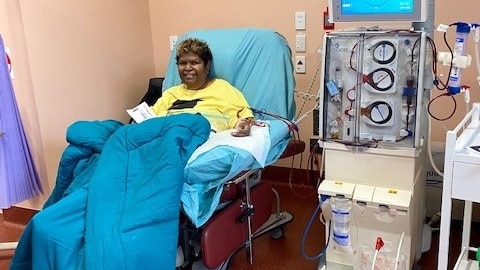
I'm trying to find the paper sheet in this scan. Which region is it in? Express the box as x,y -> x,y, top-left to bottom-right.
126,102 -> 156,123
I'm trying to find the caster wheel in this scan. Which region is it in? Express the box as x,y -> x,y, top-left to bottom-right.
269,226 -> 286,239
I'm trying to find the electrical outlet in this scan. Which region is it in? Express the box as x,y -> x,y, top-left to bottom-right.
295,55 -> 306,74
169,36 -> 178,52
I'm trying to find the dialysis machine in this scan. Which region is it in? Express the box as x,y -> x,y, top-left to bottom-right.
316,1 -> 431,269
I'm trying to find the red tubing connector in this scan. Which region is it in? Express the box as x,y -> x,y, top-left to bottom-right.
375,237 -> 384,251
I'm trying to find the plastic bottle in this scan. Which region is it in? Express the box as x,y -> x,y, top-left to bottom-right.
331,197 -> 352,246
448,22 -> 471,95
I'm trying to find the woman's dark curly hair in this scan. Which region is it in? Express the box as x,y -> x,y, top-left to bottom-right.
175,38 -> 213,65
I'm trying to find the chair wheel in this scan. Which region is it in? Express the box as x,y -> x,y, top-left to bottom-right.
268,226 -> 286,239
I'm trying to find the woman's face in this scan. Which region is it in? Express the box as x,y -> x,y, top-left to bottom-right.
177,52 -> 210,90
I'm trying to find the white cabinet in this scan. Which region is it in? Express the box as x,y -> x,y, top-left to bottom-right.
438,103 -> 480,270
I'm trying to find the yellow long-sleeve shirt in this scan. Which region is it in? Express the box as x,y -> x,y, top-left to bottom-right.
151,78 -> 253,132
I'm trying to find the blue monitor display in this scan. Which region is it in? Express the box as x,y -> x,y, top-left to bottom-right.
329,0 -> 426,22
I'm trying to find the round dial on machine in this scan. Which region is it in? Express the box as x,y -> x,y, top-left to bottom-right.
371,40 -> 397,65
365,67 -> 395,92
362,101 -> 393,125
346,88 -> 356,101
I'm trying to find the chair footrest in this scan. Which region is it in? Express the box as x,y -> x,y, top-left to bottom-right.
201,181 -> 273,269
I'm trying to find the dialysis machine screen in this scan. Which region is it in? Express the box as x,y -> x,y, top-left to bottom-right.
328,0 -> 426,22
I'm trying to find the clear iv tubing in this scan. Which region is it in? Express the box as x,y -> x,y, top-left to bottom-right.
393,232 -> 406,270
474,27 -> 480,87
353,34 -> 366,144
301,198 -> 329,260
371,249 -> 380,270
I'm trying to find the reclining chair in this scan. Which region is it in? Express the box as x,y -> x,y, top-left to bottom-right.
4,28 -> 305,270
161,28 -> 305,269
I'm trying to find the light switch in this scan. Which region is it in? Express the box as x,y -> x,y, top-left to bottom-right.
295,33 -> 306,52
295,11 -> 306,30
169,36 -> 178,52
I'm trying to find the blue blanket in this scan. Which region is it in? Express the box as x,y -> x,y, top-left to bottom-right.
10,114 -> 210,270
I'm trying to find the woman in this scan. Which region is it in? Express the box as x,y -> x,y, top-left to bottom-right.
151,38 -> 253,137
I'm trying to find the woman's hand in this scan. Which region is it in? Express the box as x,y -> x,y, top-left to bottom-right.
231,118 -> 251,137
